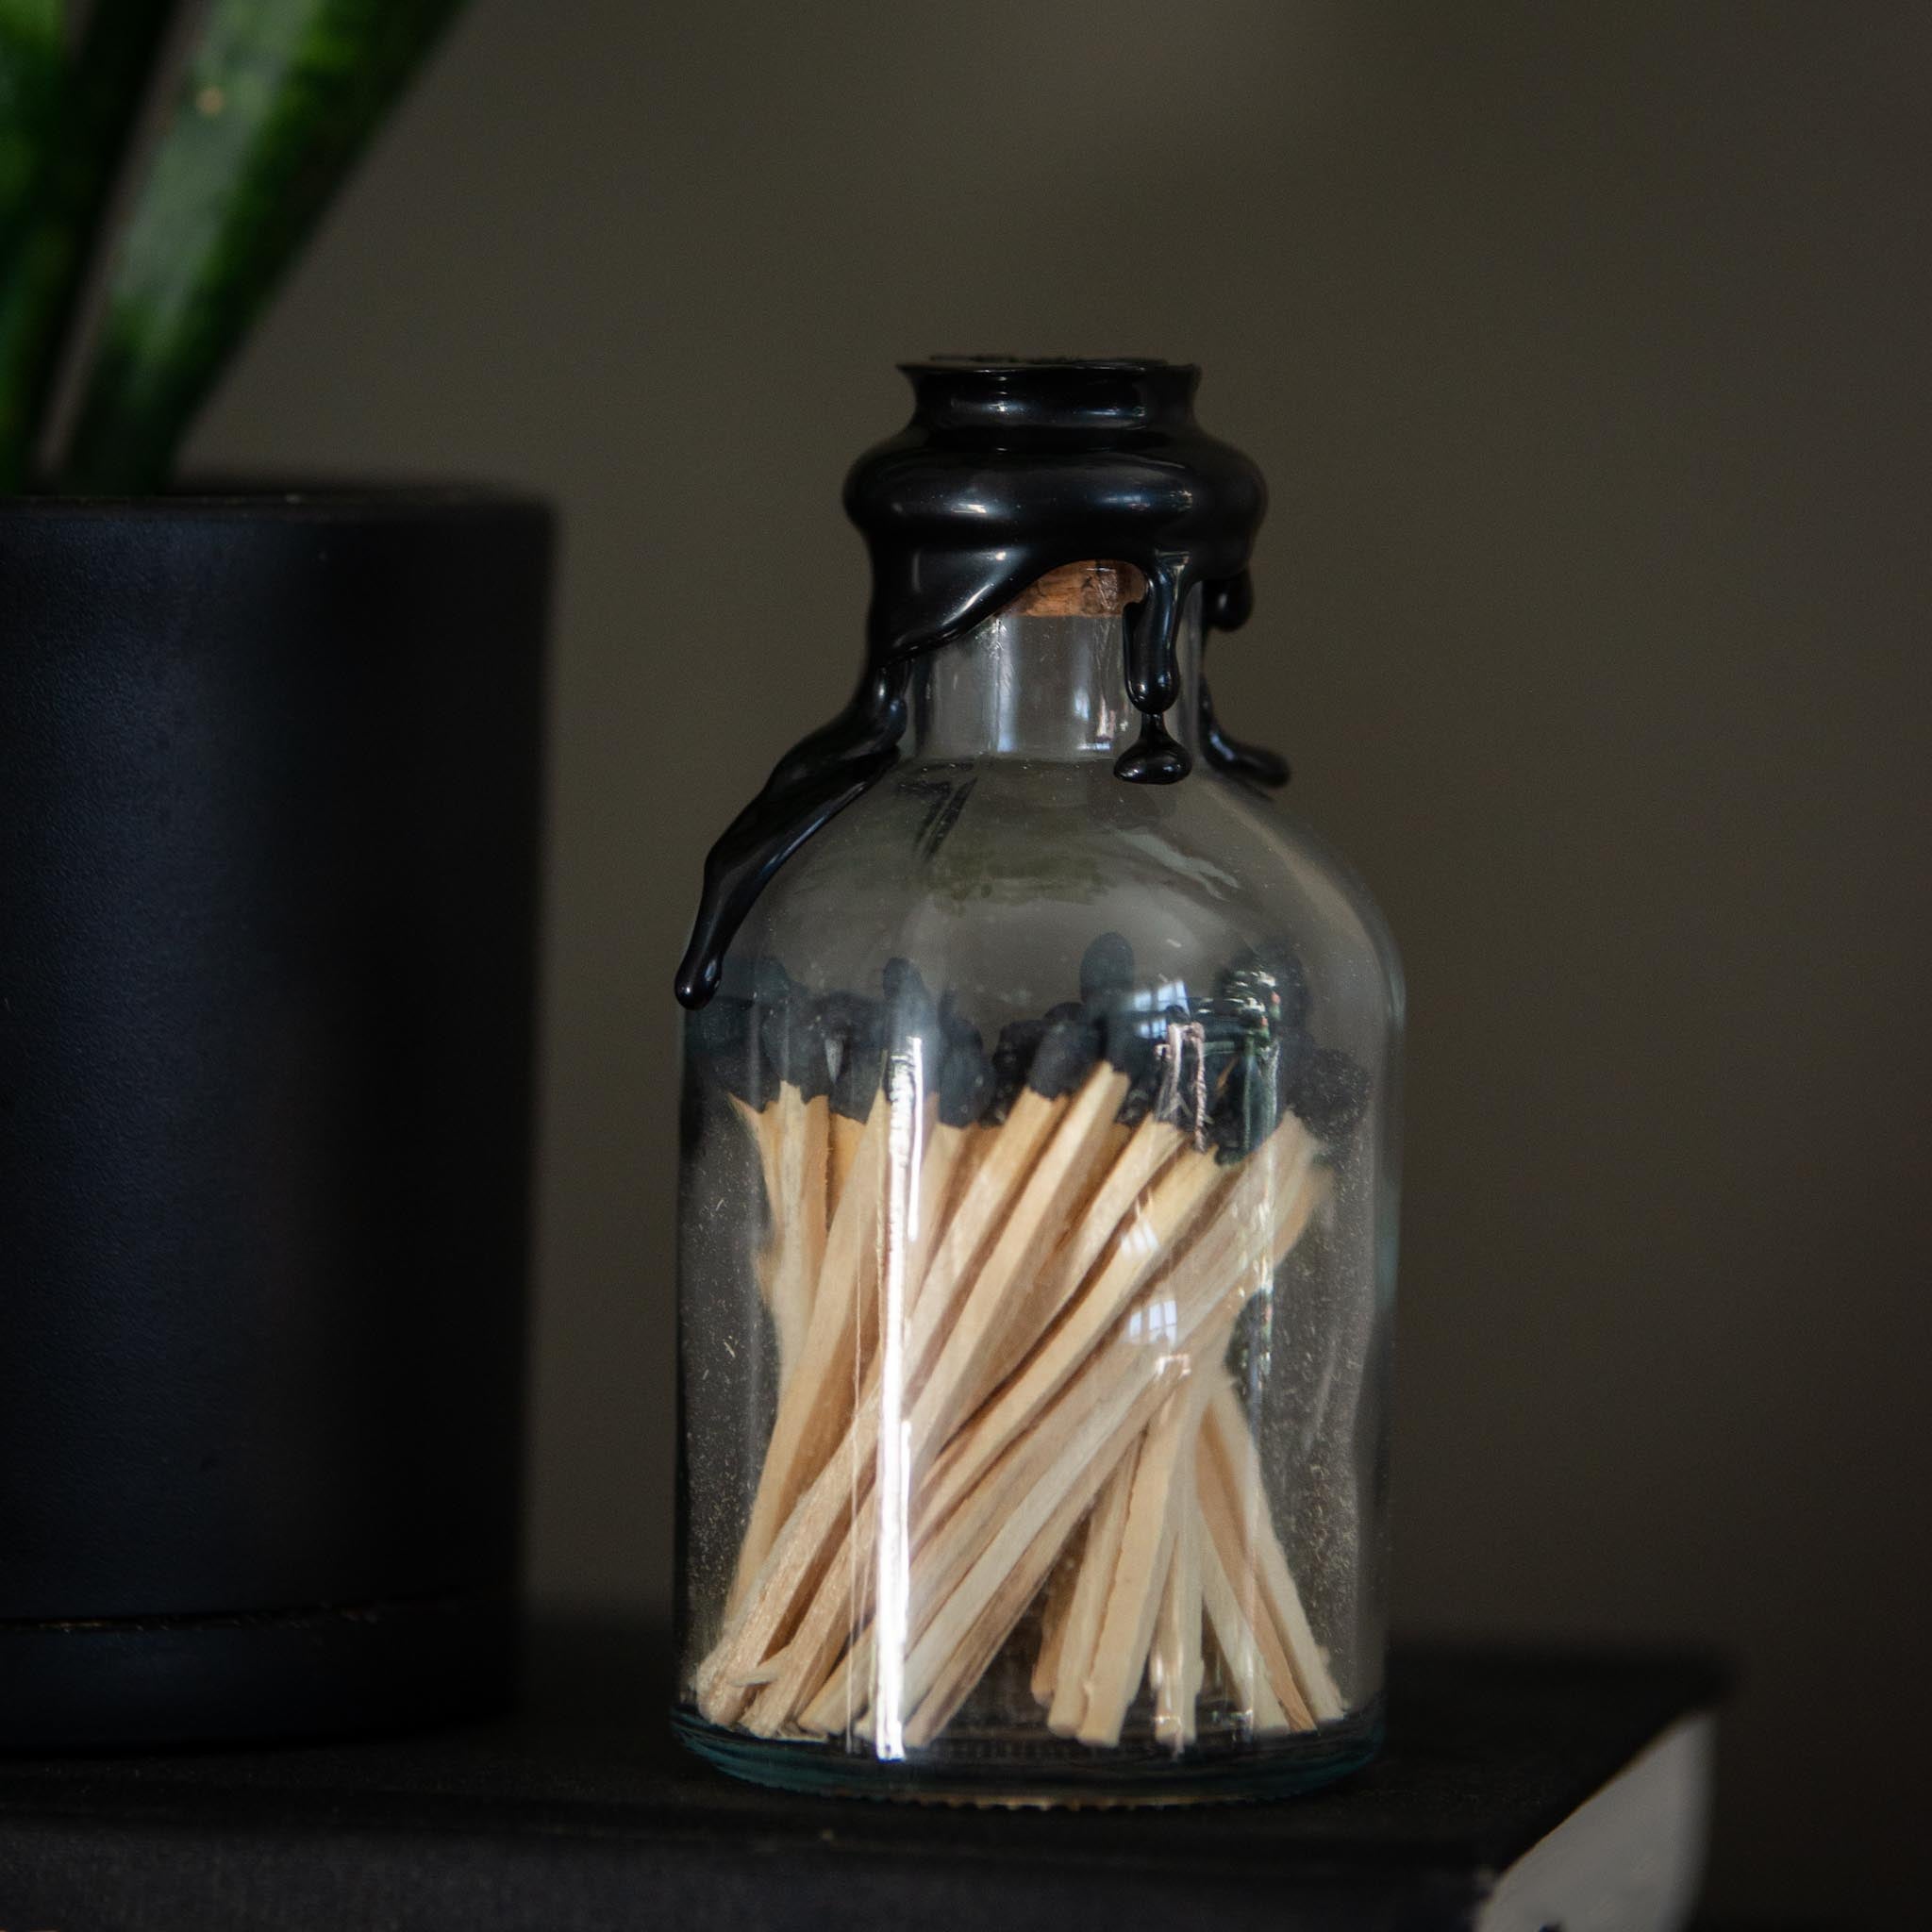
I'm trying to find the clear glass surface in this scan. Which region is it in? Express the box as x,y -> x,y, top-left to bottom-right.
675,595 -> 1403,1802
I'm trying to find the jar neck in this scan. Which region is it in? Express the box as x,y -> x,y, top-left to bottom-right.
908,593 -> 1203,764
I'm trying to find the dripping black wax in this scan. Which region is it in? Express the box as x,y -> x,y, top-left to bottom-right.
675,358 -> 1287,1008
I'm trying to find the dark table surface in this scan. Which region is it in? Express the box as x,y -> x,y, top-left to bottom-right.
0,1619 -> 1724,1932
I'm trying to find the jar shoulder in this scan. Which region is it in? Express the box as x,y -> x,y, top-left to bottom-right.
727,758 -> 1401,1042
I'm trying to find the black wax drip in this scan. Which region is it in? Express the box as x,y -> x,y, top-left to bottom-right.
676,358 -> 1284,1008
1198,575 -> 1291,788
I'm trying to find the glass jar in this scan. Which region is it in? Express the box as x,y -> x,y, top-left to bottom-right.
672,364 -> 1402,1803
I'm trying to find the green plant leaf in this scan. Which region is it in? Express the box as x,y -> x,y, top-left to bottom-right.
60,0 -> 468,494
0,5 -> 63,222
0,0 -> 70,487
0,0 -> 178,491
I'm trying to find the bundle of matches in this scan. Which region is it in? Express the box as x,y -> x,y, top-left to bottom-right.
688,934 -> 1368,1757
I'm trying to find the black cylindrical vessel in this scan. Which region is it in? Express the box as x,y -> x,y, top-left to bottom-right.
0,489 -> 551,1748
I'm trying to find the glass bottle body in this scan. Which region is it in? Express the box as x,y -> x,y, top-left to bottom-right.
675,600 -> 1403,1801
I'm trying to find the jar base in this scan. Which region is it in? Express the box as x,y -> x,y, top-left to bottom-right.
671,1699 -> 1384,1807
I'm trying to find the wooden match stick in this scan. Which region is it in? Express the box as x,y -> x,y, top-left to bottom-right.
902,1019 -> 1097,1365
796,1132 -> 1248,1743
904,1116 -> 970,1308
708,941 -> 1135,1724
828,1111 -> 865,1217
1196,1430 -> 1316,1732
737,1050 -> 1127,1735
791,1118 -> 1229,1737
721,1085 -> 890,1620
1044,1448 -> 1139,1737
1196,1493 -> 1291,1736
1147,1440 -> 1204,1748
895,1150 -> 1320,1755
889,1128 -> 1327,1743
817,989 -> 882,1224
698,1397 -> 874,1724
810,1165 -> 1219,1744
703,972 -> 849,1410
1202,1382 -> 1345,1723
777,1104 -> 1315,1743
721,1047 -> 991,1731
726,1091 -> 786,1336
900,1350 -> 1180,1749
846,1124 -> 1323,1742
1045,1128 -> 1319,1745
840,1361 -> 1153,1749
908,1052 -> 1128,1452
972,1104 -> 1185,1408
1071,1345 -> 1223,1746
765,1082 -> 828,1385
788,1105 -> 1190,1739
1030,1538 -> 1080,1708
698,1017 -> 1076,1719
885,974 -> 996,1322
905,1125 -> 1266,1550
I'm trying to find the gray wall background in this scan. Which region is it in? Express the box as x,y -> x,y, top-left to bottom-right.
192,3 -> 1928,1917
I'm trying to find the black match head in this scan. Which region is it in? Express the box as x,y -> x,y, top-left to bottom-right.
936,992 -> 994,1129
986,1015 -> 1046,1123
1209,1043 -> 1284,1164
1137,1000 -> 1248,1141
1194,1008 -> 1249,1082
876,956 -> 952,1116
1078,932 -> 1136,1007
881,957 -> 940,1037
820,988 -> 885,1120
758,982 -> 835,1103
1115,1052 -> 1161,1126
1074,936 -> 1158,1119
1217,941 -> 1311,1041
1099,1002 -> 1157,1078
1028,1008 -> 1103,1100
818,989 -> 879,1050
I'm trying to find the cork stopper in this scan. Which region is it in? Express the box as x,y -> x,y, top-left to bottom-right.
1002,560 -> 1148,619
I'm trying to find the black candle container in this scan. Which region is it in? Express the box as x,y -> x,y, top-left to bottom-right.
0,489 -> 551,1748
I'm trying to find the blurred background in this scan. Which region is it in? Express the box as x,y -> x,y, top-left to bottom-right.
189,2 -> 1927,1919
